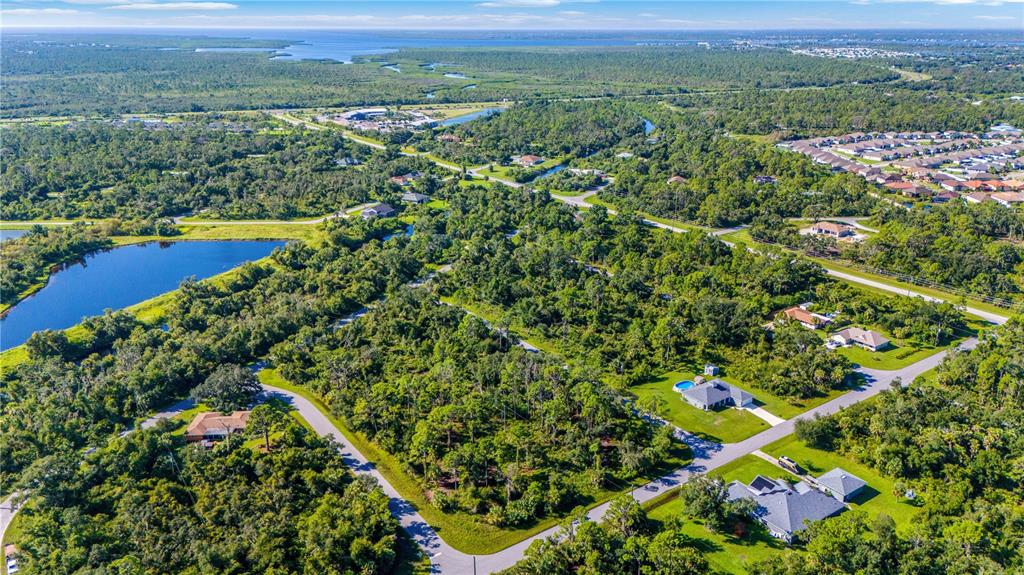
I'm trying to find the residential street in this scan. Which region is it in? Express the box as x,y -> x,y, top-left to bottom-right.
260,336 -> 980,574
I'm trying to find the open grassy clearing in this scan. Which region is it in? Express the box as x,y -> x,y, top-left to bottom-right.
259,369 -> 691,555
438,295 -> 564,356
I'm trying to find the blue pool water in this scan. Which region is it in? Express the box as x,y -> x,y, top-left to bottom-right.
673,380 -> 695,391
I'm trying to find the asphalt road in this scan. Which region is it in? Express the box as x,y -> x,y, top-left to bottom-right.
261,336 -> 978,574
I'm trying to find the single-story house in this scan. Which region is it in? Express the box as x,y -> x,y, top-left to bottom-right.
810,221 -> 855,238
782,306 -> 831,330
940,180 -> 964,192
514,154 -> 545,168
401,191 -> 431,204
667,175 -> 687,185
389,172 -> 422,186
681,379 -> 754,411
963,192 -> 993,204
615,151 -> 634,159
990,191 -> 1024,207
816,468 -> 867,502
931,190 -> 960,203
832,327 -> 891,352
361,203 -> 396,219
754,175 -> 777,185
727,475 -> 847,543
185,411 -> 251,444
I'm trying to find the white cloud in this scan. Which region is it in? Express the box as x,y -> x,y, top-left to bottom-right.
0,7 -> 79,14
557,10 -> 585,16
476,0 -> 560,7
974,13 -> 1018,17
107,2 -> 237,10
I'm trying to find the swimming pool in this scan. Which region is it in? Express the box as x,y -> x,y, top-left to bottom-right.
673,380 -> 695,392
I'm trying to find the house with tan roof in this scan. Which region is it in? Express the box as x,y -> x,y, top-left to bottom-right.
831,327 -> 891,352
185,411 -> 251,444
810,221 -> 855,238
514,154 -> 545,168
990,192 -> 1024,207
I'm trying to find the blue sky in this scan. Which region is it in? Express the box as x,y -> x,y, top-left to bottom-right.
1,0 -> 1021,29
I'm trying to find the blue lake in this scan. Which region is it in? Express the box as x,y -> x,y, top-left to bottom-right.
0,240 -> 284,350
0,229 -> 29,243
439,107 -> 503,127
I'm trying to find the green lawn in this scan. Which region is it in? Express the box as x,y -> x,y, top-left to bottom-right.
629,366 -> 852,443
259,369 -> 690,555
630,371 -> 769,444
644,460 -> 791,574
835,334 -> 948,370
761,436 -> 920,528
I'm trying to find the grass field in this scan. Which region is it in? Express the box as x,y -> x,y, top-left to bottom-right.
761,436 -> 920,528
259,369 -> 691,555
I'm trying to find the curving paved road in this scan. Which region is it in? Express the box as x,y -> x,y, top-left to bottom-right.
261,336 -> 978,574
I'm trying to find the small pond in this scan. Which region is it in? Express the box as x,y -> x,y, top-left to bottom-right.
0,229 -> 29,243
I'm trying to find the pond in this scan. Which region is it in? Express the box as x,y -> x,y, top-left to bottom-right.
439,107 -> 503,127
0,240 -> 285,350
643,118 -> 656,135
534,164 -> 567,180
0,229 -> 29,243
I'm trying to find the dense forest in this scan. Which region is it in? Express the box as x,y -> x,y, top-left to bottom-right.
670,86 -> 1024,137
394,46 -> 900,91
786,318 -> 1024,574
0,119 -> 440,220
272,289 -> 674,527
12,425 -> 402,574
1,35 -> 911,118
751,202 -> 1024,303
0,219 -> 424,488
592,123 -> 878,227
846,204 -> 1024,302
413,101 -> 647,164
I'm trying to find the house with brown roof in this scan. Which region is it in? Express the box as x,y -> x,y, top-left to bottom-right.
932,190 -> 960,203
185,411 -> 251,444
667,175 -> 687,185
781,306 -> 831,330
831,327 -> 891,352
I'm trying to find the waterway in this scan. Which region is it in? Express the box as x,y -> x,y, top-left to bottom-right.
438,107 -> 503,127
0,240 -> 284,350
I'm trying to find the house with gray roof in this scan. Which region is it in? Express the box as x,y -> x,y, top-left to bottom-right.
681,379 -> 754,411
361,203 -> 396,220
816,468 -> 867,502
727,475 -> 846,543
